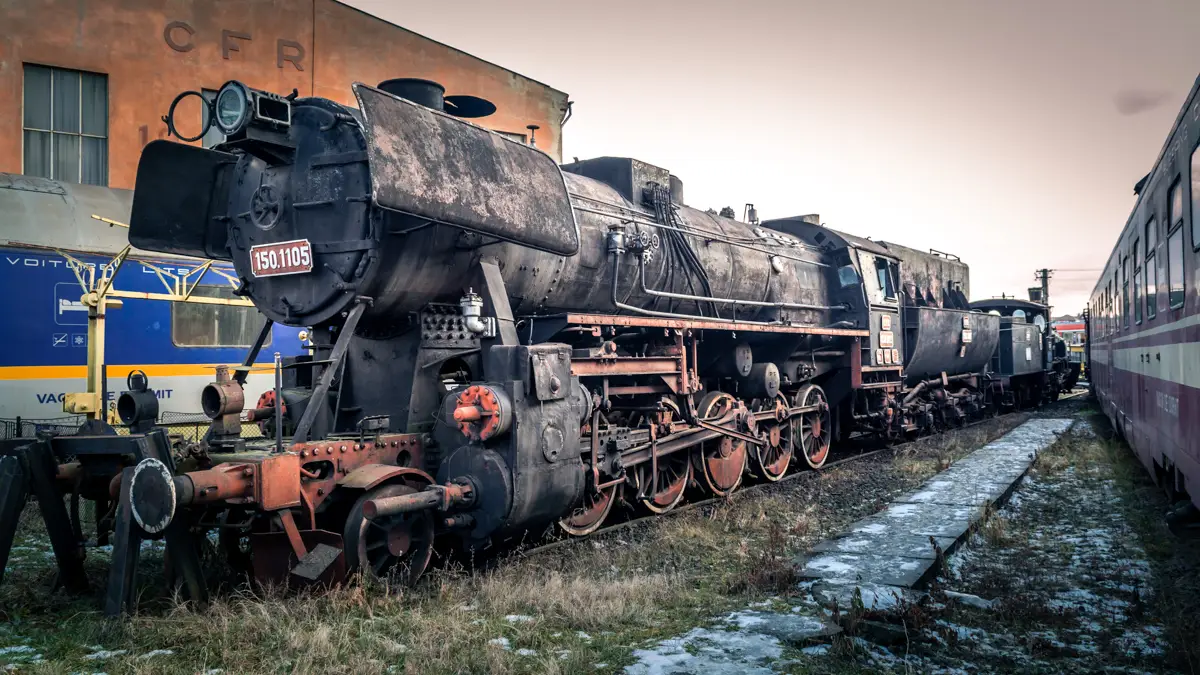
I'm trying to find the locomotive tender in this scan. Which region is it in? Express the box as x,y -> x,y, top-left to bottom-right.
0,78 -> 1070,611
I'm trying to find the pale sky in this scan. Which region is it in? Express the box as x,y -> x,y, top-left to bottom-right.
348,0 -> 1200,315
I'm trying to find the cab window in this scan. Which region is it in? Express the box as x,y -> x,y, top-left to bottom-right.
874,258 -> 897,300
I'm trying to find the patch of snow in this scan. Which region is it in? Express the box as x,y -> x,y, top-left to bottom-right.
504,614 -> 534,623
886,503 -> 921,517
0,648 -> 33,657
576,631 -> 592,641
724,611 -> 768,629
82,650 -> 127,661
137,649 -> 173,660
624,626 -> 783,675
942,590 -> 995,610
487,637 -> 511,650
804,557 -> 855,575
800,644 -> 830,656
516,648 -> 537,656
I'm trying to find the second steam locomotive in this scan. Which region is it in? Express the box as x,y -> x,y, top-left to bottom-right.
20,78 -> 1075,606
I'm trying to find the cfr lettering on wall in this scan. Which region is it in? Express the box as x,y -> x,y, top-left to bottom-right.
163,21 -> 306,71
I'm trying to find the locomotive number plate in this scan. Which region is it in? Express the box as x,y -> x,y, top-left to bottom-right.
250,239 -> 313,278
879,330 -> 894,348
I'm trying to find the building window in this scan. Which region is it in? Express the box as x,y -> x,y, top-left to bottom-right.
22,64 -> 108,185
1146,217 -> 1157,319
1133,241 -> 1142,324
172,285 -> 272,347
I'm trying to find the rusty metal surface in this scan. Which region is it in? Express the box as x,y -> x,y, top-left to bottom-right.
337,464 -> 434,491
255,453 -> 301,511
250,529 -> 346,588
179,463 -> 254,505
353,83 -> 579,256
562,313 -> 869,337
570,357 -> 681,377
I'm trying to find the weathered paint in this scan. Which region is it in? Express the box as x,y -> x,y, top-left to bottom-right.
0,0 -> 569,190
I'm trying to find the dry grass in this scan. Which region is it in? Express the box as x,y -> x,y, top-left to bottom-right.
0,412 -> 1037,674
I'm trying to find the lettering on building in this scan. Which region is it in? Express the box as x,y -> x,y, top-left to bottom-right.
163,21 -> 306,71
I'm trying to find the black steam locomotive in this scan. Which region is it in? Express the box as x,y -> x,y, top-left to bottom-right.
66,78 -> 1074,600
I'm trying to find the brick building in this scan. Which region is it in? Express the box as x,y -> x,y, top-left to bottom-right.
0,0 -> 570,190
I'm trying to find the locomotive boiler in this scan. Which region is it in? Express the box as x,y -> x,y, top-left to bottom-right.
6,78 -> 1049,613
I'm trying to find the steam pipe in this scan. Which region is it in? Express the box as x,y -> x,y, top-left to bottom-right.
570,201 -> 829,267
636,255 -> 843,313
902,373 -> 974,406
570,192 -> 825,252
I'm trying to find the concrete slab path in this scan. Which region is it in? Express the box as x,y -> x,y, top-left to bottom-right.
798,418 -> 1074,592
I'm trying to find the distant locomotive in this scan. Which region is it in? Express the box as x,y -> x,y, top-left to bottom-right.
0,78 -> 1074,611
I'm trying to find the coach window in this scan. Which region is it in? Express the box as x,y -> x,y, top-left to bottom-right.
1168,179 -> 1186,309
1133,241 -> 1142,324
1122,255 -> 1129,329
1145,217 -> 1158,319
1112,269 -> 1118,333
1192,142 -> 1200,250
173,285 -> 272,347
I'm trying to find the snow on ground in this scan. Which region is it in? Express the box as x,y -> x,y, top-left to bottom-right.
625,418 -> 1182,674
864,424 -> 1174,673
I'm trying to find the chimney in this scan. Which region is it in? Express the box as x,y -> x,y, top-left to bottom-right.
377,78 -> 446,111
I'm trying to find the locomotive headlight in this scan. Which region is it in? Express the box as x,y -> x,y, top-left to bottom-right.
214,81 -> 251,135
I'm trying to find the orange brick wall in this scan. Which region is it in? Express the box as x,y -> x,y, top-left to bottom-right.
0,0 -> 568,190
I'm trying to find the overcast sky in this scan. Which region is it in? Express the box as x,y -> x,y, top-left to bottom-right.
347,0 -> 1200,315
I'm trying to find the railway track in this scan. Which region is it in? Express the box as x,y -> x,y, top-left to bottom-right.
515,389 -> 1090,560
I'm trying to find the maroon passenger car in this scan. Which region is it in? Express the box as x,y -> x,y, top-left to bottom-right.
1087,73 -> 1200,517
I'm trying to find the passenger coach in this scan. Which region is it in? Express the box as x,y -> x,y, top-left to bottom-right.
0,172 -> 304,429
1087,74 -> 1200,517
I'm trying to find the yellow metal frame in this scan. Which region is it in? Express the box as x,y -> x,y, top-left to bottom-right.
56,216 -> 256,420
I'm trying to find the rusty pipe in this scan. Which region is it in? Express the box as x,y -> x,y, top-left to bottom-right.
246,406 -> 276,422
364,491 -> 442,518
363,483 -> 473,520
172,464 -> 255,505
453,406 -> 485,423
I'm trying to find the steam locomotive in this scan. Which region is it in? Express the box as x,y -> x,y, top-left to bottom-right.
0,79 -> 1075,612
